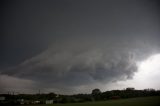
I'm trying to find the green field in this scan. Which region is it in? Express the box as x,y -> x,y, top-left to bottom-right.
24,96 -> 160,106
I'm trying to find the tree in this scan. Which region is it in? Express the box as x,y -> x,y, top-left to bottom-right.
92,88 -> 101,95
91,89 -> 101,101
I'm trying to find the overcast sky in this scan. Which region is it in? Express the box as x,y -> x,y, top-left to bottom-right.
1,0 -> 160,94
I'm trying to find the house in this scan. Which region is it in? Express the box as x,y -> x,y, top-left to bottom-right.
0,96 -> 5,101
33,100 -> 40,104
46,100 -> 53,104
17,99 -> 24,104
126,87 -> 135,91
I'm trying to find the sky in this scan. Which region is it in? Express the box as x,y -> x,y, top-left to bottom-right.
0,0 -> 160,94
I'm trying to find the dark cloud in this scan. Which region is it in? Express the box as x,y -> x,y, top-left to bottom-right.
1,0 -> 160,93
0,74 -> 35,94
1,36 -> 160,93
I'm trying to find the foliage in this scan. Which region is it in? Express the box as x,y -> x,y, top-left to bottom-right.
0,88 -> 160,105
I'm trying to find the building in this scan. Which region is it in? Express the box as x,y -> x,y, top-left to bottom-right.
0,96 -> 5,101
46,100 -> 53,104
126,87 -> 135,91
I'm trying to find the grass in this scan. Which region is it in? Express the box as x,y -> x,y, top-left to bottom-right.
23,96 -> 160,106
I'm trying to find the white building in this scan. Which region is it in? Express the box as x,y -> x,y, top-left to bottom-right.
0,96 -> 5,101
46,100 -> 53,104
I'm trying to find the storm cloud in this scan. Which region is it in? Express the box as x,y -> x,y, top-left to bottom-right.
1,0 -> 160,94
1,36 -> 160,93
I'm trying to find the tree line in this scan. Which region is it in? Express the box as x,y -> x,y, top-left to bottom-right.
0,88 -> 160,105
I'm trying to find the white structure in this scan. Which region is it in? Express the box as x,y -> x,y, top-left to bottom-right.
0,96 -> 5,101
17,99 -> 24,104
46,100 -> 53,104
33,100 -> 40,104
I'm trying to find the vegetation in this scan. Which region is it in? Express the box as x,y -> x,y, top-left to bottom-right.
0,88 -> 160,105
20,96 -> 160,106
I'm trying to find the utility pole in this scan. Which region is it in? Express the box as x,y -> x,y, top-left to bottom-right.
38,89 -> 40,94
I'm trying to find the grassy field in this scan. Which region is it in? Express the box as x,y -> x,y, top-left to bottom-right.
25,96 -> 160,106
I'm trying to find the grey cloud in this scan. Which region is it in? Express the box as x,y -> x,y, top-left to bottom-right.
2,36 -> 159,93
1,0 -> 160,94
0,74 -> 35,94
1,36 -> 160,94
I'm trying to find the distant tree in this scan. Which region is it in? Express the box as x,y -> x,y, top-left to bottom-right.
92,89 -> 101,101
92,89 -> 101,95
